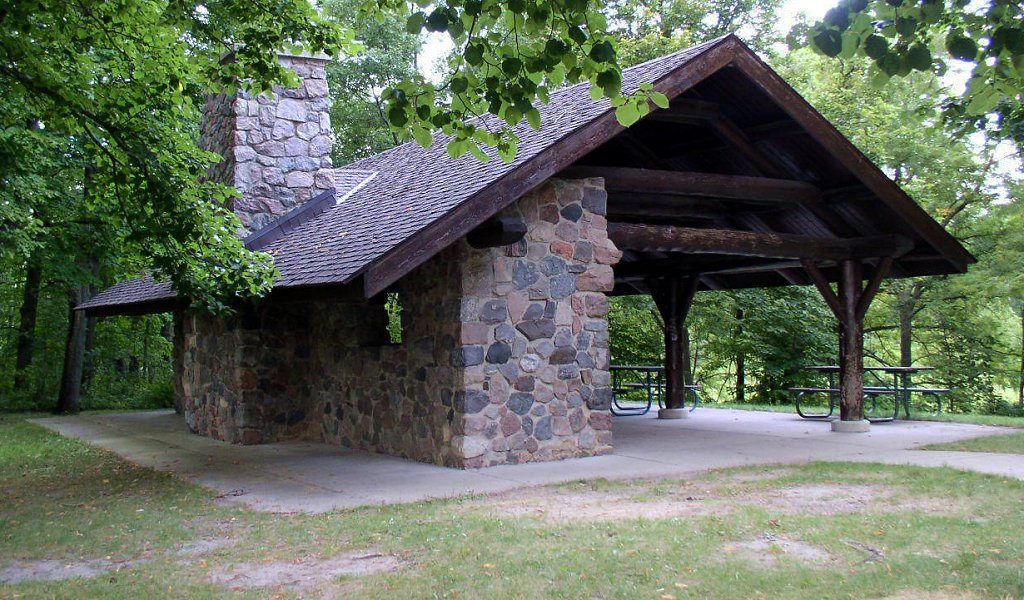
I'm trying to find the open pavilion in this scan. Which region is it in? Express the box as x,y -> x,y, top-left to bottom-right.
80,35 -> 973,467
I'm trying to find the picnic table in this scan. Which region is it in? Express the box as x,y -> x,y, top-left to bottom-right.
789,365 -> 949,422
610,365 -> 701,416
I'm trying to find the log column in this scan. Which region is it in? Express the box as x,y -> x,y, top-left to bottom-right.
837,259 -> 864,423
803,257 -> 893,432
648,275 -> 699,419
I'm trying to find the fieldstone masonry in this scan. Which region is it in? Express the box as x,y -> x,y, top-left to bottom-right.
199,53 -> 335,231
175,177 -> 623,467
452,177 -> 622,466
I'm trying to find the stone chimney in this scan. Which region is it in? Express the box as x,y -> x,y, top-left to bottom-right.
200,53 -> 335,231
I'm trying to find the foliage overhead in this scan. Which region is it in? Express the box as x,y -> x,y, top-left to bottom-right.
801,0 -> 1024,141
371,0 -> 664,162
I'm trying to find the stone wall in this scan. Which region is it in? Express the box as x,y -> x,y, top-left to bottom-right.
198,54 -> 335,231
451,176 -> 622,466
175,246 -> 465,462
174,177 -> 621,468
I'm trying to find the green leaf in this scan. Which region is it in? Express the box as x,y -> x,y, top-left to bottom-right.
450,76 -> 468,94
906,44 -> 932,71
469,144 -> 491,162
412,126 -> 433,147
864,35 -> 889,60
947,36 -> 979,61
464,43 -> 484,66
615,102 -> 641,127
813,28 -> 843,57
568,26 -> 587,45
405,12 -> 425,34
965,88 -> 1001,115
589,41 -> 616,63
870,69 -> 891,89
526,108 -> 541,130
425,9 -> 448,32
895,17 -> 918,36
649,91 -> 670,109
387,106 -> 408,127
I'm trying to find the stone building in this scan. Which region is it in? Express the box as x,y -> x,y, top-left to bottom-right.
81,36 -> 973,467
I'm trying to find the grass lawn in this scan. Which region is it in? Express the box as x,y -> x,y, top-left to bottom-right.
2,414 -> 1023,599
922,431 -> 1024,454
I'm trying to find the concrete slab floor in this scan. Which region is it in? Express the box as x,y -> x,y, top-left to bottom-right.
30,408 -> 1024,514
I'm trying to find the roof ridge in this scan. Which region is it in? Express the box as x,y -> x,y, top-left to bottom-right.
244,188 -> 336,252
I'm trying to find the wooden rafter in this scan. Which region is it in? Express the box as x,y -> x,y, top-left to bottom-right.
562,166 -> 822,205
608,223 -> 913,261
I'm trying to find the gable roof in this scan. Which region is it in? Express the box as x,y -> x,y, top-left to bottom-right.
79,35 -> 973,315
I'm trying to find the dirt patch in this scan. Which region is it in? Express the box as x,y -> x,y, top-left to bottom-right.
174,537 -> 235,556
0,558 -> 143,584
467,486 -> 728,523
0,536 -> 238,584
209,550 -> 403,589
723,536 -> 837,569
467,478 -> 962,524
754,483 -> 890,515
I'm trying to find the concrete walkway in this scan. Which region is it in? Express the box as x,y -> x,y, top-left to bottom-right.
32,409 -> 1023,513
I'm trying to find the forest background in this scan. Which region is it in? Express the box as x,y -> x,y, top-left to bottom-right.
2,0 -> 1022,416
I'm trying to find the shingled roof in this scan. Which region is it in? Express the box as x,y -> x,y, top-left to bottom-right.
79,34 -> 974,315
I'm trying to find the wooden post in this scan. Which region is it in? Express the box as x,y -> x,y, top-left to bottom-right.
803,257 -> 893,427
648,275 -> 699,416
837,259 -> 864,422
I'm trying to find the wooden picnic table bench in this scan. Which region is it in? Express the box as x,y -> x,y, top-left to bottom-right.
789,374 -> 950,422
610,365 -> 701,416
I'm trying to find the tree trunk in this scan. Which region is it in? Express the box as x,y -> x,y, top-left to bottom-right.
143,318 -> 154,383
82,313 -> 98,390
81,275 -> 100,390
1019,309 -> 1024,407
735,308 -> 745,403
14,259 -> 43,391
55,284 -> 89,414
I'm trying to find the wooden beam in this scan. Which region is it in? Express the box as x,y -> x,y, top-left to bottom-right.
606,193 -> 732,221
561,166 -> 822,206
802,256 -> 892,423
614,132 -> 666,168
608,223 -> 913,261
466,216 -> 527,249
82,298 -> 184,318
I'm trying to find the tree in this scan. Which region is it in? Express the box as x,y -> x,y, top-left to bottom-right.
606,0 -> 783,66
321,0 -> 423,165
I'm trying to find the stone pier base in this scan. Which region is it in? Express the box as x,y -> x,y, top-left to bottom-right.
831,419 -> 871,433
